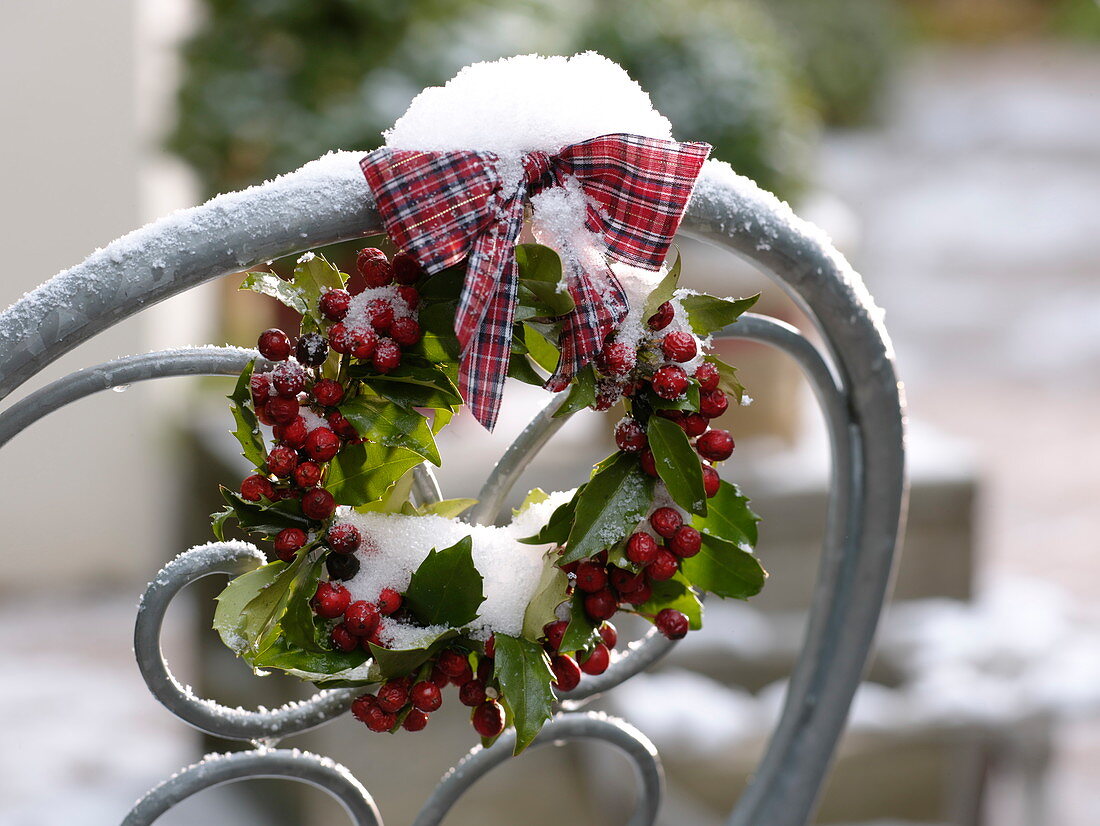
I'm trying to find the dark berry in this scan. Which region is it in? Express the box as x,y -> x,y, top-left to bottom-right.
367,298 -> 394,333
266,396 -> 299,425
344,601 -> 380,637
625,532 -> 657,565
310,581 -> 350,619
700,389 -> 729,419
377,680 -> 410,713
312,378 -> 345,407
304,427 -> 341,462
267,445 -> 298,478
614,419 -> 647,453
392,251 -> 422,285
694,361 -> 720,392
390,316 -> 421,347
350,693 -> 377,724
579,643 -> 610,675
372,338 -> 401,373
458,679 -> 486,707
669,526 -> 702,558
682,412 -> 708,438
648,301 -> 674,331
271,362 -> 306,397
656,608 -> 690,640
319,288 -> 351,321
651,365 -> 689,400
598,342 -> 636,377
584,589 -> 618,621
349,326 -> 378,360
397,286 -> 420,310
551,654 -> 582,691
331,623 -> 357,652
327,523 -> 361,554
274,527 -> 308,561
403,708 -> 429,731
575,561 -> 608,593
662,331 -> 698,363
647,549 -> 679,582
599,622 -> 618,649
702,465 -> 721,498
257,328 -> 292,361
328,322 -> 353,354
472,700 -> 505,738
476,657 -> 493,683
650,507 -> 683,539
358,253 -> 393,288
301,487 -> 336,520
281,416 -> 308,448
294,460 -> 321,488
378,588 -> 402,615
326,551 -> 360,581
438,649 -> 469,678
296,333 -> 329,367
327,411 -> 359,440
543,620 -> 568,651
240,474 -> 274,502
697,429 -> 735,461
640,449 -> 659,477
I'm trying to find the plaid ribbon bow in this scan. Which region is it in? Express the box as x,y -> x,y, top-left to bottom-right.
361,133 -> 711,430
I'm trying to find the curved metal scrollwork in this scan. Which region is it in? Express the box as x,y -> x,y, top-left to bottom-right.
0,155 -> 905,826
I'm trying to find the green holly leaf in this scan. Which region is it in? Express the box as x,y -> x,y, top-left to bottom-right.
553,364 -> 597,418
213,560 -> 284,653
518,486 -> 582,545
403,536 -> 486,628
240,271 -> 309,315
641,247 -> 681,319
355,468 -> 417,515
704,355 -> 747,404
647,415 -> 707,516
226,361 -> 267,471
561,453 -> 655,564
679,292 -> 759,337
290,252 -> 345,334
235,551 -> 315,654
418,498 -> 478,518
250,640 -> 371,680
352,363 -> 463,409
279,556 -> 329,653
520,555 -> 570,642
326,442 -> 424,507
513,488 -> 550,518
493,634 -> 556,755
681,533 -> 767,600
559,591 -> 601,654
508,352 -> 547,386
214,486 -> 311,539
637,571 -> 704,631
643,381 -> 701,412
691,481 -> 760,549
367,629 -> 459,680
516,244 -> 575,316
339,396 -> 441,466
522,323 -> 560,374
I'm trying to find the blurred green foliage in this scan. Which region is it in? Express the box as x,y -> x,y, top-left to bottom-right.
1049,0 -> 1100,39
169,0 -> 904,201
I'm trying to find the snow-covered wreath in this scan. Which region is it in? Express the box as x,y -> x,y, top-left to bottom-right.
212,54 -> 766,752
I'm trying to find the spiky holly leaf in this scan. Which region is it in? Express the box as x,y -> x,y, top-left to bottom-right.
520,555 -> 570,643
560,453 -> 655,564
367,629 -> 459,680
403,536 -> 486,628
493,633 -> 556,755
691,481 -> 760,549
516,244 -> 575,316
339,396 -> 441,466
227,360 -> 266,471
559,591 -> 601,654
680,533 -> 767,600
351,362 -> 462,409
239,271 -> 309,315
679,291 -> 759,337
519,485 -> 583,545
290,252 -> 345,334
703,355 -> 748,405
212,486 -> 310,540
647,415 -> 707,516
553,364 -> 597,418
418,498 -> 478,518
326,442 -> 424,507
641,247 -> 681,319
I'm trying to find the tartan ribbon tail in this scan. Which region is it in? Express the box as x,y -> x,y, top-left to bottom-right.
546,258 -> 629,392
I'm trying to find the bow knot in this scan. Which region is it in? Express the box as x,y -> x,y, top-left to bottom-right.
361,134 -> 710,430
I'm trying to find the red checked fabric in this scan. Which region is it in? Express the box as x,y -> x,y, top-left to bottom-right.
361,134 -> 710,430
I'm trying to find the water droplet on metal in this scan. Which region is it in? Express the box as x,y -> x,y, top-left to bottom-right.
112,384 -> 131,393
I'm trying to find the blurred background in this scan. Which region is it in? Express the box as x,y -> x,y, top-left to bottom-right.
1,0 -> 1098,824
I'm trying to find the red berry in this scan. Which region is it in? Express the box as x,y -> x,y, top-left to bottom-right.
377,588 -> 402,615
648,301 -> 675,331
651,365 -> 689,400
647,549 -> 679,582
397,286 -> 420,310
319,288 -> 351,321
610,567 -> 645,594
344,601 -> 380,637
476,657 -> 494,683
702,465 -> 721,498
682,412 -> 708,438
430,666 -> 450,689
472,700 -> 505,738
267,445 -> 298,478
294,461 -> 321,488
614,419 -> 647,453
249,372 -> 271,405
257,328 -> 292,361
551,654 -> 582,691
304,427 -> 341,462
403,708 -> 429,731
255,404 -> 275,427
694,361 -> 720,392
669,526 -> 702,558
301,487 -> 336,520
656,608 -> 690,640
331,623 -> 357,652
592,379 -> 622,411
626,532 -> 658,565
358,254 -> 393,288
543,620 -> 568,651
367,299 -> 394,333
281,416 -> 308,448
662,331 -> 698,363
438,649 -> 469,678
650,507 -> 683,539
599,622 -> 618,649
392,251 -> 423,285
697,429 -> 735,461
372,338 -> 402,373
364,704 -> 397,732
312,378 -> 345,407
350,693 -> 377,724
583,589 -> 618,621
390,316 -> 421,347
357,246 -> 386,268
700,389 -> 729,419
484,635 -> 496,659
296,333 -> 329,367
458,679 -> 487,707
377,680 -> 410,713
240,474 -> 274,502
311,581 -> 350,619
327,411 -> 359,440
640,449 -> 659,477
623,581 -> 653,605
598,342 -> 636,377
579,643 -> 610,675
274,527 -> 308,561
266,396 -> 299,425
349,325 -> 378,360
327,523 -> 361,554
575,561 -> 608,593
328,322 -> 353,354
271,362 -> 306,397
450,662 -> 474,686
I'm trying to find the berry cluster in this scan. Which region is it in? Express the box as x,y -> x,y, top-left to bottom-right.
237,248 -> 424,561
